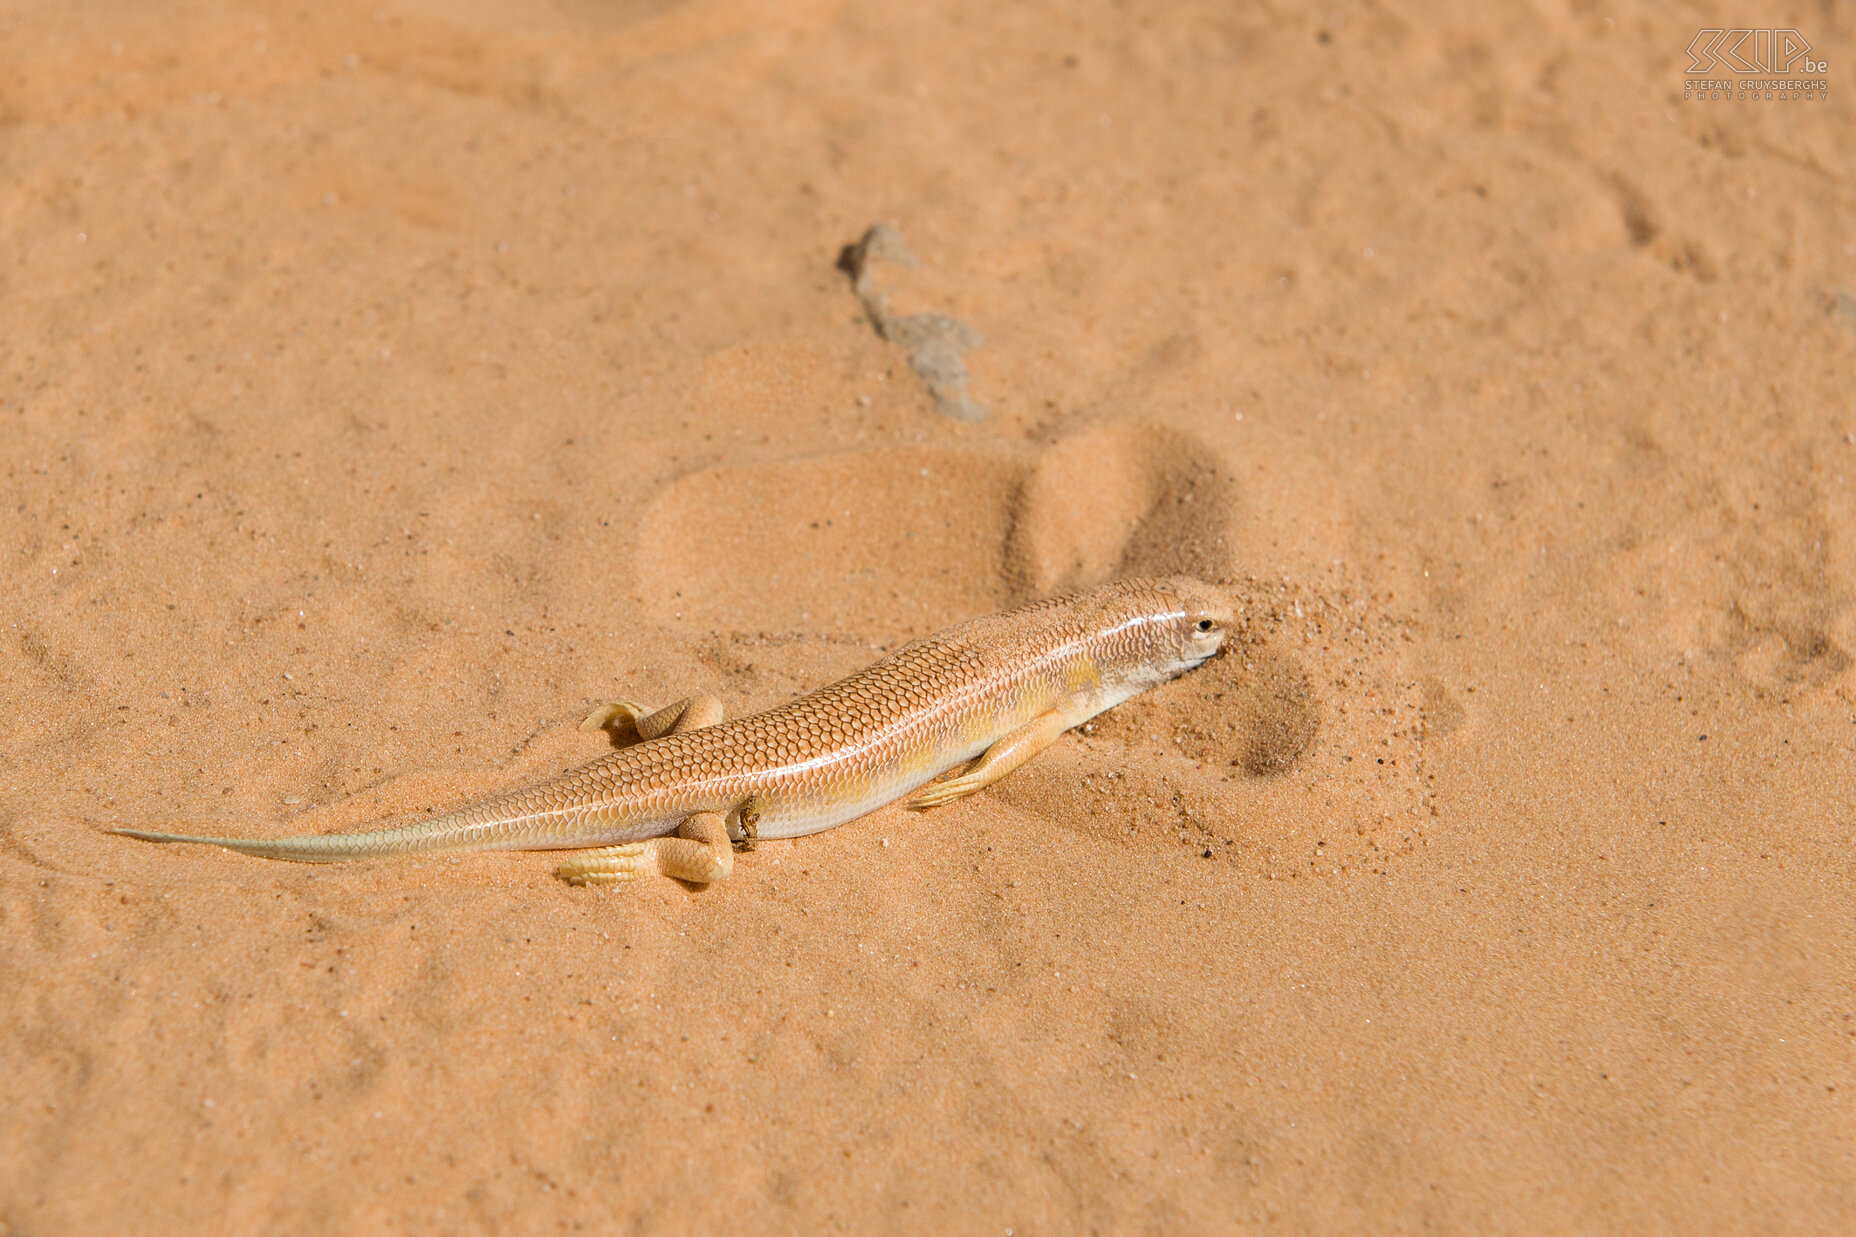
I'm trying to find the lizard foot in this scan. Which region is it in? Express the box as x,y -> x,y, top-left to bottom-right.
556,812 -> 734,886
579,700 -> 653,744
556,843 -> 655,885
581,695 -> 725,745
906,775 -> 984,810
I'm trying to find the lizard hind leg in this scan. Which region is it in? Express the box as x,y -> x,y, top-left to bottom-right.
580,694 -> 726,746
555,812 -> 735,886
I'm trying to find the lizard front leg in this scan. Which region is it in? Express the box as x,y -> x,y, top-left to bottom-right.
555,812 -> 735,886
907,710 -> 1071,809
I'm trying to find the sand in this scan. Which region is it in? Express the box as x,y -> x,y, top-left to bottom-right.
3,1 -> 1853,1232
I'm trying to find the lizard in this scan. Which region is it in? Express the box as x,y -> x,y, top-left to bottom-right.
111,575 -> 1231,886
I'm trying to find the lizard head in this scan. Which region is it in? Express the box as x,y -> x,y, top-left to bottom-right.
1148,575 -> 1233,673
1071,575 -> 1233,693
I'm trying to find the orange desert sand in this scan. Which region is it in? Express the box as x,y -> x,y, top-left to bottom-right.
3,2 -> 1853,1233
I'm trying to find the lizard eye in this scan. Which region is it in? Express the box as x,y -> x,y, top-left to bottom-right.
1195,619 -> 1216,633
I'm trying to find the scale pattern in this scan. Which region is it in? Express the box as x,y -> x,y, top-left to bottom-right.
114,576 -> 1230,861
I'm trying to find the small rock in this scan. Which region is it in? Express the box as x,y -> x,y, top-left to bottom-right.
839,223 -> 988,422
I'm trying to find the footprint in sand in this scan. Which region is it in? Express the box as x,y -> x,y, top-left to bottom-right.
632,443 -> 1022,646
1005,418 -> 1233,593
631,414 -> 1238,640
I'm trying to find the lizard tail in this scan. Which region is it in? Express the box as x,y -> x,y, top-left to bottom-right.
105,822 -> 490,862
106,786 -> 657,861
106,765 -> 640,862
